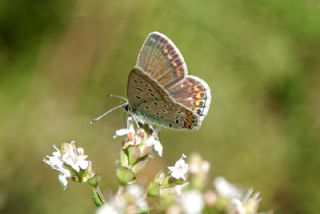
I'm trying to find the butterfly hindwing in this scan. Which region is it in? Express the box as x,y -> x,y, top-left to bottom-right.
137,100 -> 199,129
127,67 -> 200,129
168,75 -> 211,118
136,32 -> 188,89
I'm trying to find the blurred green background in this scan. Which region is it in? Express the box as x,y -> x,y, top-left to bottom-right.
0,0 -> 319,213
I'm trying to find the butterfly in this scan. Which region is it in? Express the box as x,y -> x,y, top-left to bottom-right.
92,32 -> 211,130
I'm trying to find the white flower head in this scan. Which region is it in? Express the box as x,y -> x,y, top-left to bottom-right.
127,184 -> 148,209
61,141 -> 89,173
228,199 -> 246,214
114,117 -> 136,138
145,135 -> 163,156
179,190 -> 204,214
113,116 -> 146,147
174,182 -> 189,195
43,141 -> 93,189
189,153 -> 210,175
96,197 -> 125,214
96,204 -> 118,214
214,176 -> 242,199
113,128 -> 131,138
168,154 -> 189,181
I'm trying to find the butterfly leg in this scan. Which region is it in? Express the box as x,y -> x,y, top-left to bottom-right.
148,124 -> 162,136
130,114 -> 141,129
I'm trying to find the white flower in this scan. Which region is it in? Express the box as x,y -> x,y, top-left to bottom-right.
127,184 -> 148,209
179,190 -> 204,214
174,183 -> 188,195
114,116 -> 136,137
228,199 -> 246,214
145,135 -> 163,156
58,173 -> 71,189
61,142 -> 89,172
43,141 -> 92,189
214,177 -> 242,199
96,197 -> 125,214
96,204 -> 119,214
189,154 -> 210,175
113,128 -> 131,138
44,145 -> 72,189
127,184 -> 143,197
215,177 -> 261,213
168,154 -> 189,180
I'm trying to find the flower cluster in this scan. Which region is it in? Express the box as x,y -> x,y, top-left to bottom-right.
43,116 -> 270,213
96,184 -> 148,214
113,117 -> 163,185
149,153 -> 268,214
43,141 -> 95,189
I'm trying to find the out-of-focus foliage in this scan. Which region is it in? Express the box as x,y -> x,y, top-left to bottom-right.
0,0 -> 319,213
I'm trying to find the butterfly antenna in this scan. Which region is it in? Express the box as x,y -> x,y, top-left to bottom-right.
90,103 -> 127,124
107,93 -> 128,103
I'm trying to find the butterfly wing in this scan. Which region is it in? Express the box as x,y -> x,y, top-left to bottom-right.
127,67 -> 200,129
133,32 -> 211,129
136,32 -> 188,89
168,76 -> 211,120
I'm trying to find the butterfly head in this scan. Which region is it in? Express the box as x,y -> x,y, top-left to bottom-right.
123,102 -> 132,113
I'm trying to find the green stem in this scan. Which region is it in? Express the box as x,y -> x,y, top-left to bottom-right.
117,186 -> 125,196
92,185 -> 106,207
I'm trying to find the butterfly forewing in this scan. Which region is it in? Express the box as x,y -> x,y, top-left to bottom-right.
136,32 -> 188,89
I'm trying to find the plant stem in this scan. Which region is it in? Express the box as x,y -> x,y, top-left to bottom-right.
92,185 -> 106,207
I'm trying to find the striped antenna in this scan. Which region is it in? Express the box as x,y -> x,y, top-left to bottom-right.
90,103 -> 127,124
90,94 -> 128,124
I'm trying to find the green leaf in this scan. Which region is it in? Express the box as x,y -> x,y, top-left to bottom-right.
116,166 -> 136,185
119,149 -> 129,167
87,175 -> 101,188
132,157 -> 150,173
161,177 -> 185,188
147,180 -> 160,197
127,146 -> 141,165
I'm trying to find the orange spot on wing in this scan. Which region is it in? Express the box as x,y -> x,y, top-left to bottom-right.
193,86 -> 200,92
172,61 -> 177,67
195,100 -> 202,106
184,122 -> 191,129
